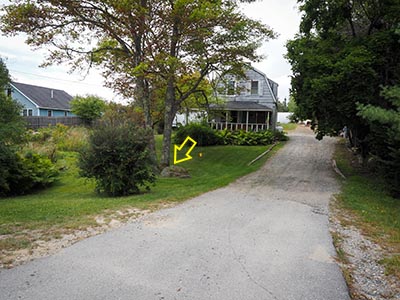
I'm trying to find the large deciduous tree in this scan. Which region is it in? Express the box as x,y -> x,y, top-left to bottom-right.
286,0 -> 400,195
1,0 -> 274,166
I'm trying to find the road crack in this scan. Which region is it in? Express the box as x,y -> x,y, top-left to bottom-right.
228,219 -> 279,300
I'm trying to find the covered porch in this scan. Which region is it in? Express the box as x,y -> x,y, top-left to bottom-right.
209,107 -> 272,131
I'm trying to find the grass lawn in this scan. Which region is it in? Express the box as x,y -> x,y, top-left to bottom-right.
280,123 -> 297,131
334,140 -> 400,279
0,137 -> 283,257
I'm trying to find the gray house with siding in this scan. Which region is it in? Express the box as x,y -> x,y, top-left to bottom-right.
210,66 -> 278,131
7,82 -> 75,117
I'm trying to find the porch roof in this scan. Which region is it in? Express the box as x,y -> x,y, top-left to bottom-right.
210,101 -> 272,111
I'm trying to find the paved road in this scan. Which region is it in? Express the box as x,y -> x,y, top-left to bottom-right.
0,126 -> 350,300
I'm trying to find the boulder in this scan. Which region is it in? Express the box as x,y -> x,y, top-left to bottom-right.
160,166 -> 191,178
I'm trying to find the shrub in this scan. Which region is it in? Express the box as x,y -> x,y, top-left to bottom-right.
273,130 -> 289,142
0,146 -> 59,197
18,151 -> 59,192
0,89 -> 58,197
216,130 -> 286,146
71,95 -> 106,125
173,123 -> 222,146
0,143 -> 20,196
79,124 -> 156,196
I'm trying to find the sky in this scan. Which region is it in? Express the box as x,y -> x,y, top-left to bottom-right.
0,0 -> 302,103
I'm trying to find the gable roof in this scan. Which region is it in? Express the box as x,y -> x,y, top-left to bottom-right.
246,66 -> 278,101
11,82 -> 73,111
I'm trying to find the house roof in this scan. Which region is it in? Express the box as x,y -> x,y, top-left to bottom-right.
11,82 -> 73,111
210,101 -> 273,111
246,65 -> 279,89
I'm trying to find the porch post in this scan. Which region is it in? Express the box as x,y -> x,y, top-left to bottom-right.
246,111 -> 249,132
225,111 -> 228,130
267,112 -> 270,130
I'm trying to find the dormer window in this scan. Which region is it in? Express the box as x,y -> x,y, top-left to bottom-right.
251,81 -> 259,95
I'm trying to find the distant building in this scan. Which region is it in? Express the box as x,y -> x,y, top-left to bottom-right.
7,82 -> 75,117
277,112 -> 293,124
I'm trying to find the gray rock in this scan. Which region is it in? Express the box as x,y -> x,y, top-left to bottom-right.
160,166 -> 191,178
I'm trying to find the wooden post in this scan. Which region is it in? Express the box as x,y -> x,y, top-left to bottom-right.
225,111 -> 228,130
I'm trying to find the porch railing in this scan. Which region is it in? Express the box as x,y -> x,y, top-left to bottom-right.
209,122 -> 269,132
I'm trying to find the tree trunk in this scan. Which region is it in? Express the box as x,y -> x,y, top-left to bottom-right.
136,76 -> 156,162
161,79 -> 176,167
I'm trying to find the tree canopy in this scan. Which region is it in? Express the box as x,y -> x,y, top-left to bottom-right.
0,57 -> 10,91
70,95 -> 106,126
286,0 -> 400,195
1,0 -> 275,166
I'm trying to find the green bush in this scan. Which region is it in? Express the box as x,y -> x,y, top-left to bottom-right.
216,130 -> 287,146
71,95 -> 106,125
0,89 -> 58,197
0,143 -> 20,196
173,123 -> 222,146
18,151 -> 59,192
0,146 -> 59,197
79,124 -> 156,196
273,130 -> 289,142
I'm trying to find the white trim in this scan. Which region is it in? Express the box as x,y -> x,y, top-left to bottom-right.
10,83 -> 40,109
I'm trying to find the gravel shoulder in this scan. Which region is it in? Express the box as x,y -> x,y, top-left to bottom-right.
0,126 -> 350,300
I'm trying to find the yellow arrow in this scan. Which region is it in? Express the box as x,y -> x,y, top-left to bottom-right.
174,136 -> 197,164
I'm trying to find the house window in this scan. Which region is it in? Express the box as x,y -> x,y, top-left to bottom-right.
28,109 -> 33,116
48,110 -> 53,117
64,111 -> 68,117
7,88 -> 11,97
22,109 -> 27,116
251,81 -> 259,95
227,80 -> 235,95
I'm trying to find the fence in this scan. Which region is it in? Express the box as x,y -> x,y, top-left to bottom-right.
24,116 -> 84,129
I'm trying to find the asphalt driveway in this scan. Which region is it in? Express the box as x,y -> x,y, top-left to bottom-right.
0,126 -> 350,300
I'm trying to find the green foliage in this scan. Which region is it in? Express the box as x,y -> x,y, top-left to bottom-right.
70,95 -> 106,125
0,92 -> 25,145
101,102 -> 144,127
0,61 -> 58,197
287,96 -> 298,113
18,151 -> 59,190
287,0 -> 400,142
334,140 -> 400,278
0,57 -> 10,90
216,129 -> 287,146
79,124 -> 156,196
173,123 -> 222,146
277,99 -> 289,112
174,124 -> 288,147
0,143 -> 20,196
0,0 -> 276,167
357,85 -> 400,196
0,146 -> 59,197
26,124 -> 90,155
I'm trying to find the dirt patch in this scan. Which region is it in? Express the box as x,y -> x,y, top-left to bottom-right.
0,207 -> 151,269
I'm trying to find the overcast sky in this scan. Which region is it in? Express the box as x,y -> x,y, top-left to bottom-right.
0,0 -> 302,103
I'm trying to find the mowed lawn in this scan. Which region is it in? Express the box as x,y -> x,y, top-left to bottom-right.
0,137 -> 283,238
